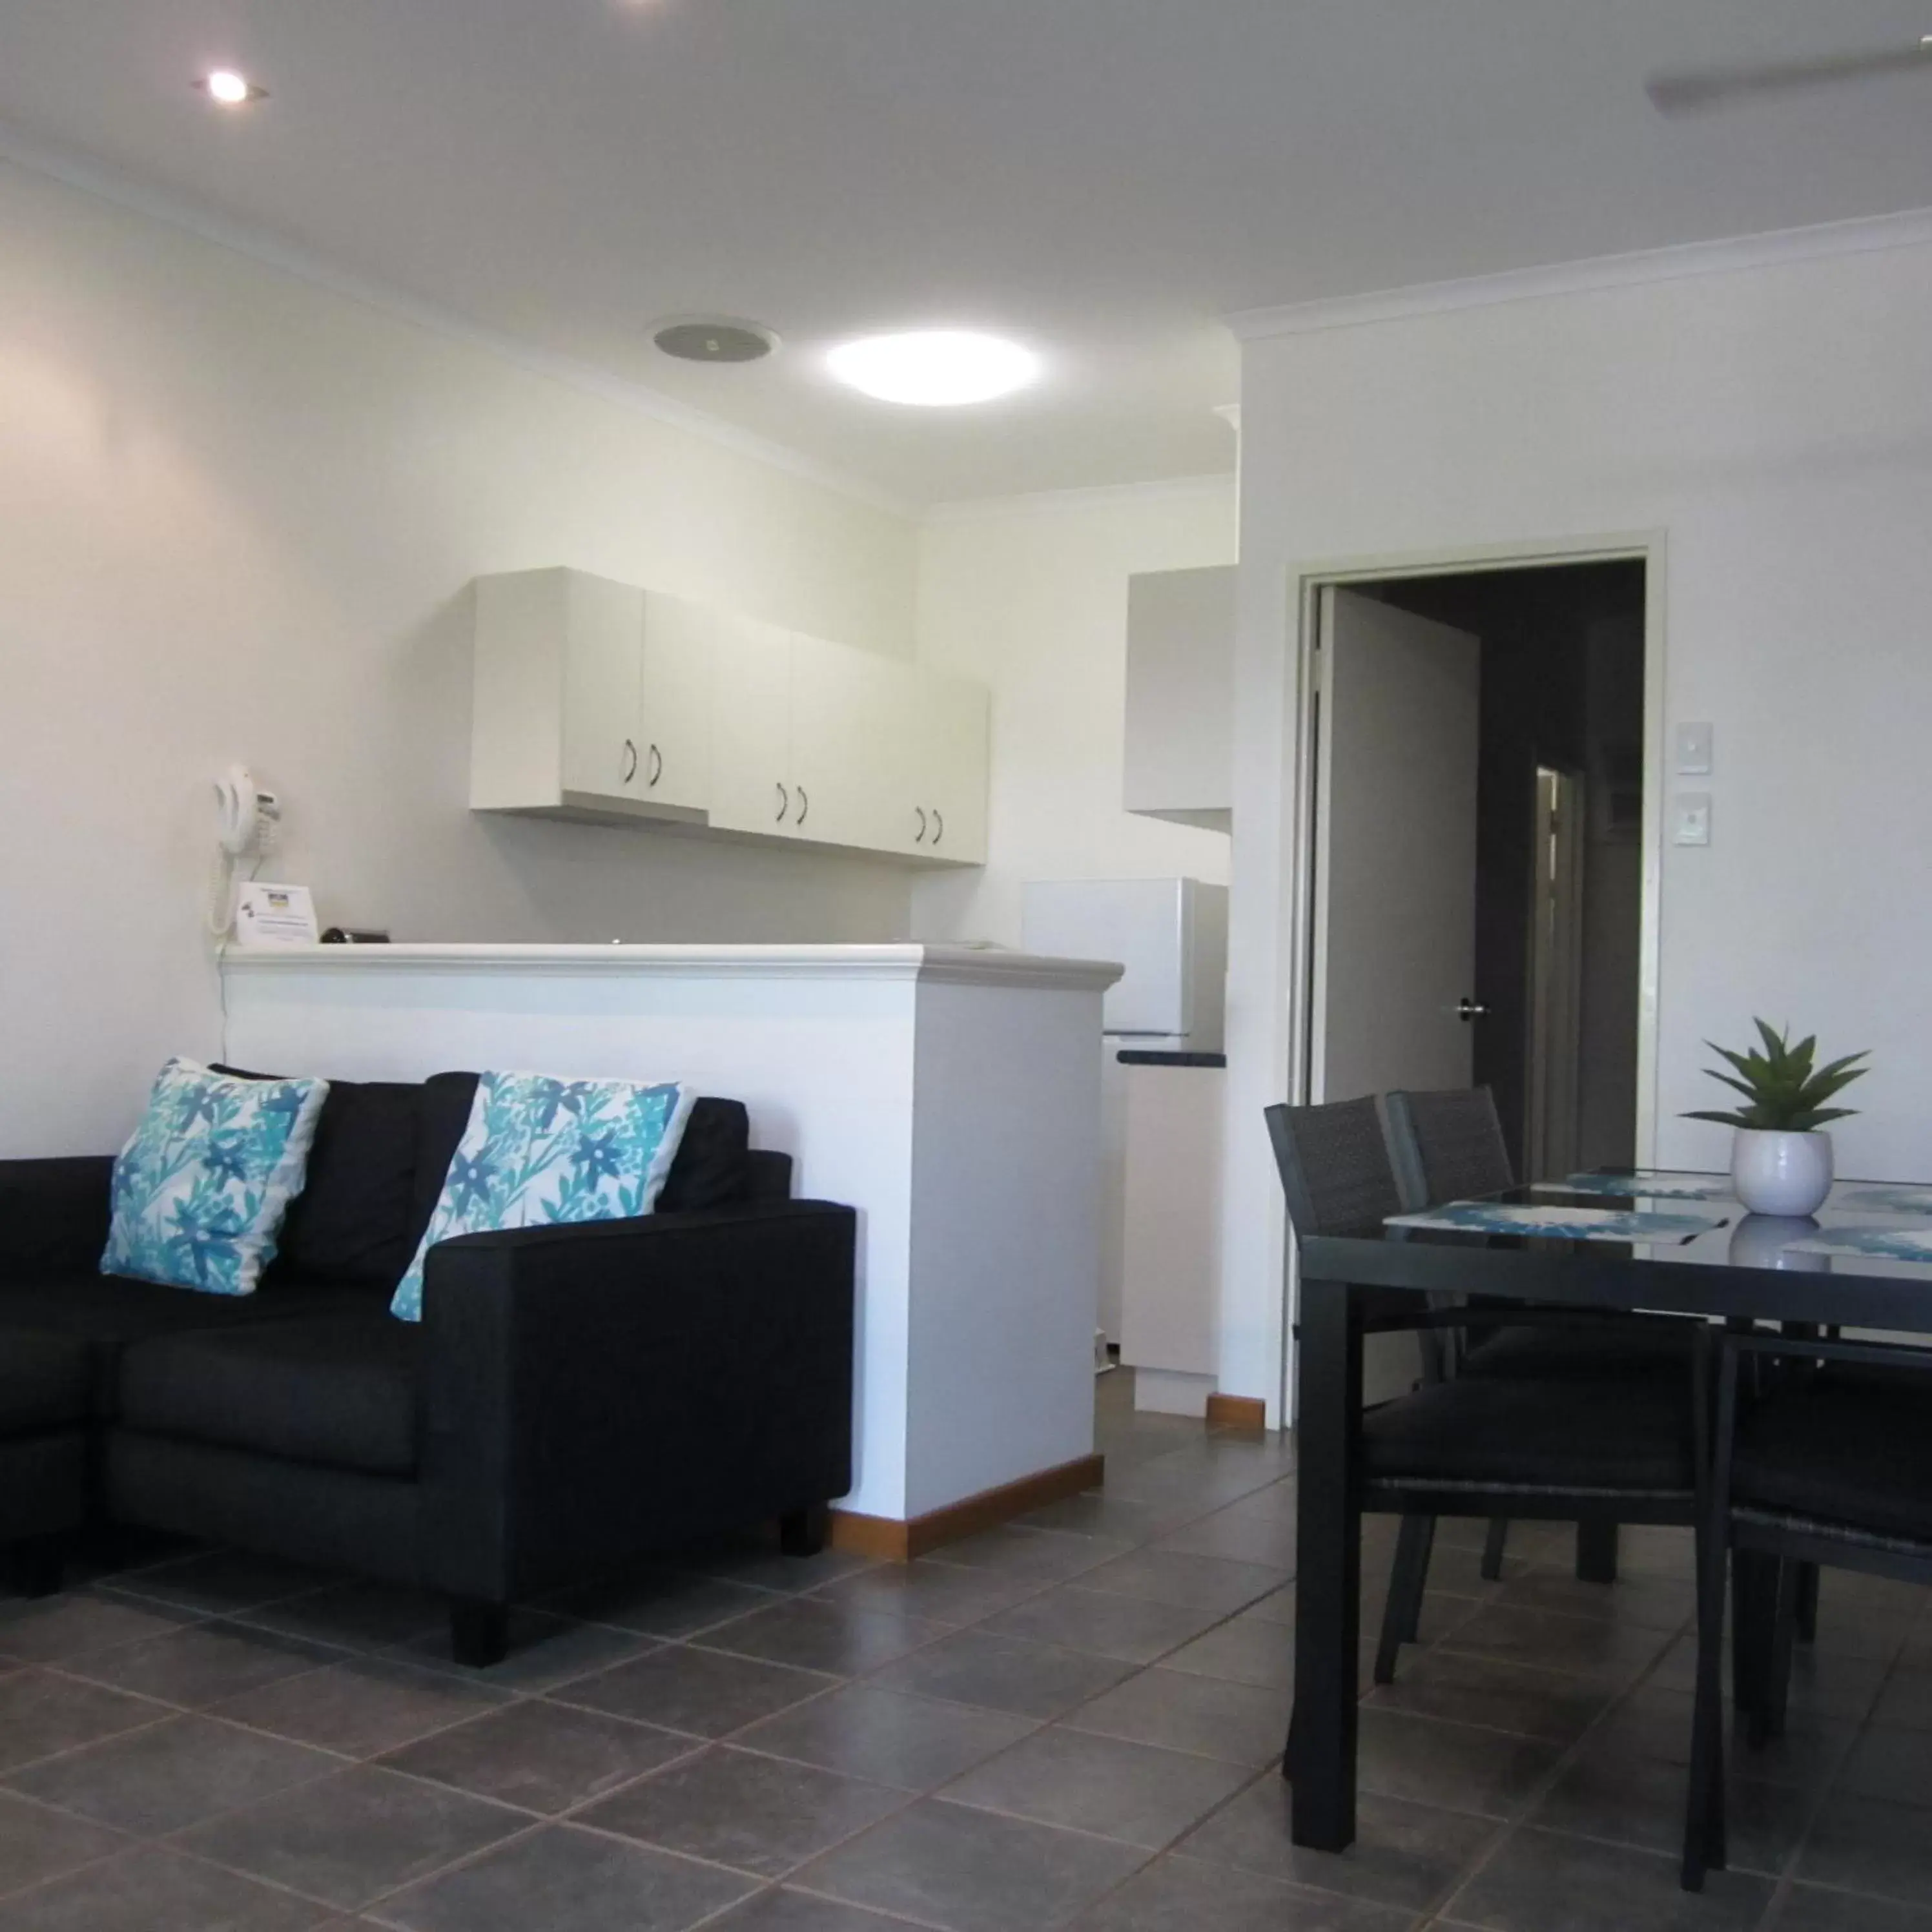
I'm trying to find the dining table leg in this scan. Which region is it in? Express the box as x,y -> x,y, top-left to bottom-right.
1290,1271 -> 1362,1850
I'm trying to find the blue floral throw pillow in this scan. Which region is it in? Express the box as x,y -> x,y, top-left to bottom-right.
102,1058 -> 329,1296
390,1071 -> 695,1322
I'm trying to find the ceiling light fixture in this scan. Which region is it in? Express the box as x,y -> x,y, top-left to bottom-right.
197,68 -> 267,107
826,330 -> 1040,407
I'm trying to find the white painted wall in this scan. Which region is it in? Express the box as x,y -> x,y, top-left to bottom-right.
909,479 -> 1237,1339
1224,224 -> 1932,1420
0,159 -> 920,1156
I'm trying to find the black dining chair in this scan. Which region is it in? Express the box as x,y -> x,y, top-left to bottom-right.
1382,1087 -> 1701,1618
1268,1097 -> 1711,1778
1687,1332 -> 1932,1889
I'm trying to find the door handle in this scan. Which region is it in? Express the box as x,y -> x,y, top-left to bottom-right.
1457,998 -> 1488,1022
776,783 -> 789,822
647,743 -> 663,788
931,807 -> 943,847
914,807 -> 928,843
622,739 -> 638,784
796,786 -> 809,827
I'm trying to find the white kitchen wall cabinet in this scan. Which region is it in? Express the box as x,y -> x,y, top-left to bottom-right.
635,592 -> 714,814
906,672 -> 990,865
790,631 -> 901,852
470,568 -> 710,823
475,569 -> 987,867
706,610 -> 800,839
1123,564 -> 1235,831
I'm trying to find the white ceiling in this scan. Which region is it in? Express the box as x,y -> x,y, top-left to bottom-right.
2,0 -> 1930,508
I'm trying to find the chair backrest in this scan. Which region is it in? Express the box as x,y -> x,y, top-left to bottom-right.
1384,1085 -> 1514,1211
1264,1096 -> 1403,1237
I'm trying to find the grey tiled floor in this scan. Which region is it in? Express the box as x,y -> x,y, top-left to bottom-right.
2,1375 -> 1931,1930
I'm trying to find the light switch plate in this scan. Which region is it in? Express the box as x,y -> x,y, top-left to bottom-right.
1673,793 -> 1712,846
1674,722 -> 1713,775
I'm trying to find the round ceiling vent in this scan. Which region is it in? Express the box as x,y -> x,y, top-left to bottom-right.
652,318 -> 778,365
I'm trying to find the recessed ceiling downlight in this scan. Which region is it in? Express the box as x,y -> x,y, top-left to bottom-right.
827,331 -> 1039,406
197,68 -> 267,106
653,318 -> 777,364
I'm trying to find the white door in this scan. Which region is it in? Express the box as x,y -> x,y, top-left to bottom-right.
708,612 -> 797,838
1313,586 -> 1482,1401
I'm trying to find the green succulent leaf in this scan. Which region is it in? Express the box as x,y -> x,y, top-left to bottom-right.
1683,1021 -> 1869,1132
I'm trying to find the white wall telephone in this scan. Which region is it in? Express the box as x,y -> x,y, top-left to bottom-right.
209,766 -> 282,934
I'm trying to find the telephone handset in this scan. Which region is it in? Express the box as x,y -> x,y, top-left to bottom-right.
209,766 -> 282,935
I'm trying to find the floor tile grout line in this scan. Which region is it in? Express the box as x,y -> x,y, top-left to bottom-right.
0,1716 -> 355,1844
1415,1596 -> 1700,1926
1745,1607 -> 1925,1930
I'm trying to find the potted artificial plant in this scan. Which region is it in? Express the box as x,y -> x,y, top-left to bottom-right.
1686,1020 -> 1869,1217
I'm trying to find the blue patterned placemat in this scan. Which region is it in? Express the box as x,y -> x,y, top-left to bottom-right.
1386,1202 -> 1725,1242
1785,1226 -> 1932,1263
1838,1187 -> 1932,1217
1533,1171 -> 1734,1202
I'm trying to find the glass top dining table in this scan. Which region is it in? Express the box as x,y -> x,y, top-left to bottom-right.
1287,1171 -> 1932,1853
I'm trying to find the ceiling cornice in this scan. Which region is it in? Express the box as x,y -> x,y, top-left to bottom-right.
923,469 -> 1235,527
1229,203 -> 1932,342
0,115 -> 917,521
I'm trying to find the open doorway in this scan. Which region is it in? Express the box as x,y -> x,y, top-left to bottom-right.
1303,555 -> 1652,1399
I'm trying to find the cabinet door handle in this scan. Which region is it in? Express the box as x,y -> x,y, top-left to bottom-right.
932,807 -> 944,847
647,743 -> 663,788
796,785 -> 810,827
776,783 -> 789,822
915,807 -> 928,843
622,739 -> 638,783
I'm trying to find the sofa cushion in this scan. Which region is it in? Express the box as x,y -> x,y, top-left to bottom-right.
658,1099 -> 752,1213
410,1071 -> 482,1235
220,1073 -> 426,1291
0,1274 -> 390,1414
391,1072 -> 695,1321
118,1315 -> 422,1477
0,1332 -> 93,1435
103,1060 -> 328,1297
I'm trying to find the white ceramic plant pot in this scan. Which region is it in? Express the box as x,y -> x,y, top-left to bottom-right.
1732,1129 -> 1834,1218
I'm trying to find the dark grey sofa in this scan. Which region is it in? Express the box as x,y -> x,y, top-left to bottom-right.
0,1074 -> 856,1663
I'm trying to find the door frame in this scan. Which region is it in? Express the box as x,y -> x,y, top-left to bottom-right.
1284,531 -> 1667,1166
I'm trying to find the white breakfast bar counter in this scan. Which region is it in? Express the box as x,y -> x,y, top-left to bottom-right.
221,943 -> 1124,1547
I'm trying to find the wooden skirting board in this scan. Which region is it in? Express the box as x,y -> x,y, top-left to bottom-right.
830,1452 -> 1105,1562
1204,1392 -> 1268,1434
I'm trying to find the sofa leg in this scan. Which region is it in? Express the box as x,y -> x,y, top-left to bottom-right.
10,1537 -> 64,1600
779,1503 -> 831,1559
449,1598 -> 509,1668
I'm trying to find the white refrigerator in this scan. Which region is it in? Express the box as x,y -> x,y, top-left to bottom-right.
1020,878 -> 1227,1055
1021,879 -> 1228,1413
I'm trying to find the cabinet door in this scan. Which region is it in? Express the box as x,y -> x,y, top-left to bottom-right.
708,611 -> 797,837
913,671 -> 989,864
638,591 -> 713,813
789,633 -> 901,851
559,571 -> 646,803
1124,566 -> 1234,825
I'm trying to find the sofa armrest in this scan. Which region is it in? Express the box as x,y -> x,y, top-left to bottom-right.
0,1157 -> 115,1284
416,1199 -> 856,1603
